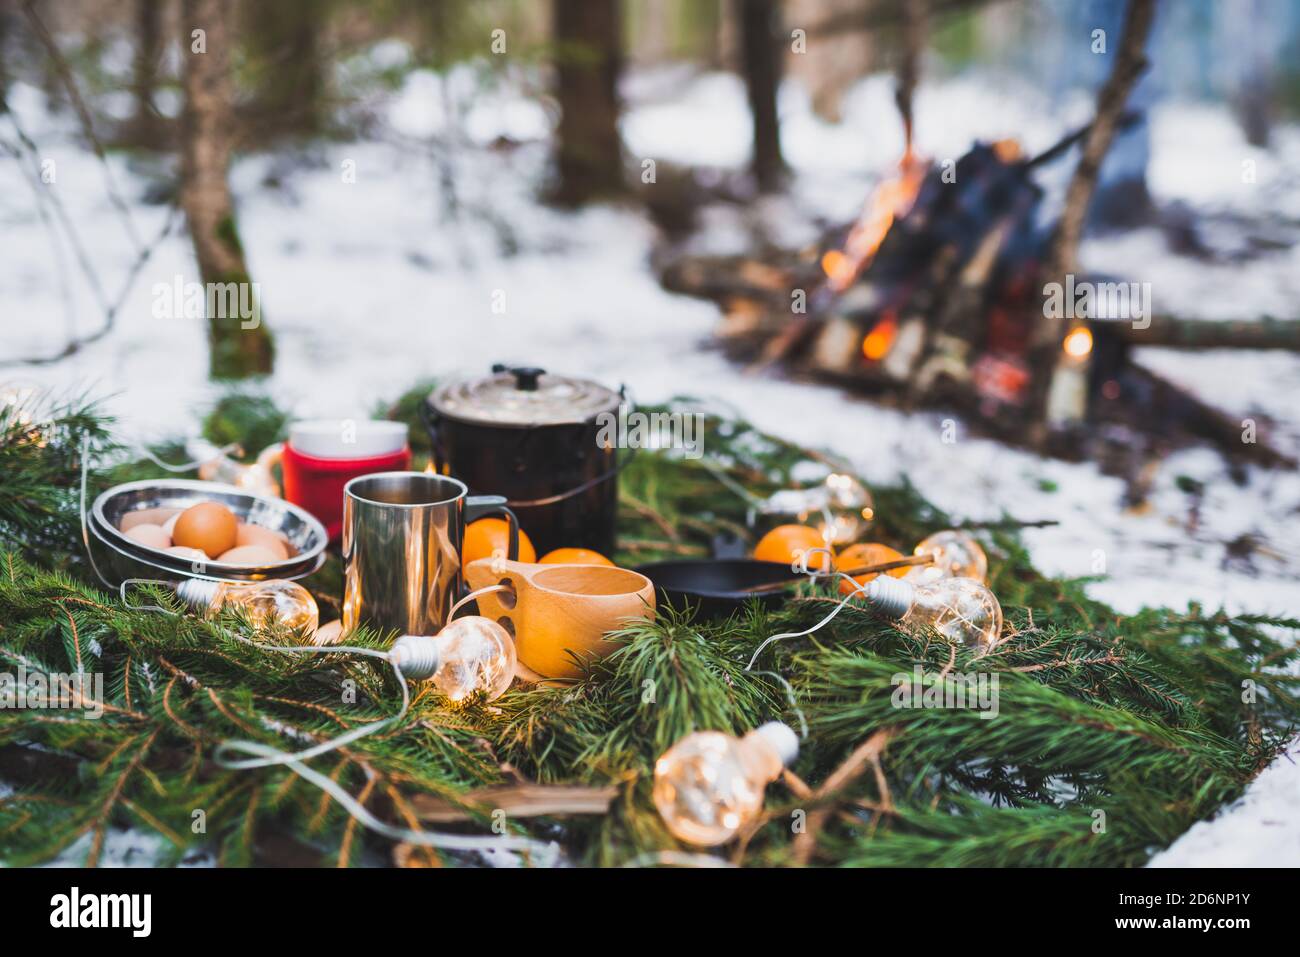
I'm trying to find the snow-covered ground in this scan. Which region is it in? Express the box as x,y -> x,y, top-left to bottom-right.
1148,739 -> 1300,868
3,57 -> 1299,866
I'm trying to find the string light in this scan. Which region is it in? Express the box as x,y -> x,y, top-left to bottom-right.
174,578 -> 319,632
905,529 -> 988,584
210,596 -> 537,859
859,575 -> 1003,653
131,438 -> 280,496
653,722 -> 799,846
389,617 -> 516,702
757,472 -> 875,547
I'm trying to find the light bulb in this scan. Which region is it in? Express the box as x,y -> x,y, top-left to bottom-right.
758,472 -> 875,548
177,578 -> 319,632
821,472 -> 875,545
905,529 -> 988,584
186,438 -> 281,497
653,722 -> 798,846
860,575 -> 1003,653
389,616 -> 516,702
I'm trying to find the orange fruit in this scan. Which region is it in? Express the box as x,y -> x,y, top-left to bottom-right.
835,542 -> 909,594
463,518 -> 536,566
539,547 -> 614,566
753,524 -> 832,572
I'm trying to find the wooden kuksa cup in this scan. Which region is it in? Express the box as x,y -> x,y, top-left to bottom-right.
466,558 -> 655,680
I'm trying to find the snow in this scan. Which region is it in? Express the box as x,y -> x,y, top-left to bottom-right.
1081,228 -> 1300,322
3,61 -> 1300,866
1149,739 -> 1300,868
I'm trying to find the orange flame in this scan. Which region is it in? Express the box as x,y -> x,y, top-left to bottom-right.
862,311 -> 899,361
823,150 -> 927,293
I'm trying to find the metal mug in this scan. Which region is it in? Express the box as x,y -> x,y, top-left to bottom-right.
342,472 -> 519,637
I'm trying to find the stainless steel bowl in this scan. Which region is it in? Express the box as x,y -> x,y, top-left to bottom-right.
88,479 -> 328,585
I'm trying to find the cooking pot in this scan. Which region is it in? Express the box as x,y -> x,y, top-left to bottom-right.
422,365 -> 627,558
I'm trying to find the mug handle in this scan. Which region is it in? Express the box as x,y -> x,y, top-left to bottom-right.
465,495 -> 520,562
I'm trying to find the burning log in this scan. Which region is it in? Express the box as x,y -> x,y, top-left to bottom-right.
657,126 -> 1296,468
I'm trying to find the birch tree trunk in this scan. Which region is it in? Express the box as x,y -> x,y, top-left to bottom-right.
1028,0 -> 1155,431
180,0 -> 273,379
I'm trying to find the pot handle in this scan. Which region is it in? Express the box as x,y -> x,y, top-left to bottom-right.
504,445 -> 636,509
464,495 -> 520,562
419,400 -> 451,474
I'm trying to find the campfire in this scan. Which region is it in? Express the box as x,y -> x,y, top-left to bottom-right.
820,148 -> 928,298
659,127 -> 1295,476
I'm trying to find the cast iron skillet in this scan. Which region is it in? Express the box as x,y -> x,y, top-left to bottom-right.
634,554 -> 933,620
633,559 -> 808,620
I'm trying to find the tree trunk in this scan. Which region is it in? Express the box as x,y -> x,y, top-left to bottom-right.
180,0 -> 274,379
895,0 -> 926,152
0,5 -> 12,103
736,0 -> 785,192
242,0 -> 324,137
127,0 -> 166,147
552,0 -> 624,205
1028,0 -> 1156,429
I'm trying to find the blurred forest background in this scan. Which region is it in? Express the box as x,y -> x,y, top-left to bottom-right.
3,0 -> 1298,378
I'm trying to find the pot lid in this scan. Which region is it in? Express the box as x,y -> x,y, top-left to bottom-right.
430,365 -> 622,426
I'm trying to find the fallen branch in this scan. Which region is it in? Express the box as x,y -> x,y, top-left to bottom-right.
1110,315 -> 1300,352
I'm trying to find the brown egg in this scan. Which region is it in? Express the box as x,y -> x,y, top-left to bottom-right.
235,522 -> 289,561
166,545 -> 210,562
121,507 -> 178,532
217,544 -> 280,566
124,523 -> 171,550
172,502 -> 239,557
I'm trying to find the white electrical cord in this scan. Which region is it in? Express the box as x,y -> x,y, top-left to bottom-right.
213,640 -> 412,771
205,582 -> 511,769
215,738 -> 554,858
745,568 -> 876,672
135,440 -> 241,473
117,567 -> 546,858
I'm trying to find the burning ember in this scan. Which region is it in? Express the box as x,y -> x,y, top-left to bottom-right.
821,150 -> 928,294
861,311 -> 898,362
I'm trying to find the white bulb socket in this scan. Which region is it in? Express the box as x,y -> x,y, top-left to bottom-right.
753,721 -> 799,768
175,577 -> 222,610
861,575 -> 915,620
389,634 -> 441,681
